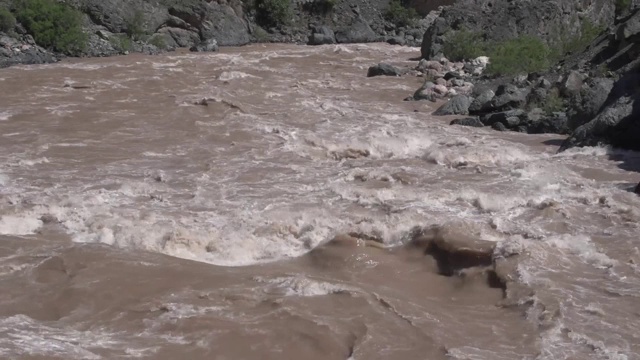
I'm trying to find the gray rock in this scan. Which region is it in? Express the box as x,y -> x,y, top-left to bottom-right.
468,89 -> 495,113
434,95 -> 471,115
335,17 -> 377,44
308,26 -> 336,45
414,81 -> 437,101
566,77 -> 615,130
190,38 -> 218,52
443,71 -> 462,80
561,70 -> 587,97
450,117 -> 484,127
158,27 -> 199,48
527,112 -> 570,134
451,79 -> 465,87
367,63 -> 403,77
489,84 -> 529,112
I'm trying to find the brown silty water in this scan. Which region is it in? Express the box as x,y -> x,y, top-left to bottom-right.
0,43 -> 639,359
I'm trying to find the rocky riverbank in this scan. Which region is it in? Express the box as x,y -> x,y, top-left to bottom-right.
411,1 -> 640,157
0,0 -> 445,68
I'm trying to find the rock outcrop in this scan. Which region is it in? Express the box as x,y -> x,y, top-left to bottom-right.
420,0 -> 616,60
0,33 -> 57,68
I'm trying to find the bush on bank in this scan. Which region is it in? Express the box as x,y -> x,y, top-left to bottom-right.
0,7 -> 16,33
14,0 -> 87,55
385,0 -> 419,28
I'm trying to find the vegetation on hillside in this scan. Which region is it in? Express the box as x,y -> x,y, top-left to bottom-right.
443,17 -> 606,76
385,0 -> 419,28
0,7 -> 16,33
14,0 -> 86,55
616,0 -> 632,15
254,0 -> 292,28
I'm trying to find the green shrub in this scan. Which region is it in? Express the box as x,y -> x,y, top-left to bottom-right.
385,0 -> 419,28
486,36 -> 550,76
125,10 -> 146,40
15,0 -> 86,55
148,35 -> 167,49
616,0 -> 632,15
443,29 -> 486,61
542,88 -> 564,114
255,0 -> 292,28
0,7 -> 16,33
110,34 -> 133,52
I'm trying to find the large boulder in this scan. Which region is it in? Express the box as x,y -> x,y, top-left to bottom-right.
561,61 -> 640,151
335,16 -> 377,44
434,95 -> 471,115
489,84 -> 529,112
566,77 -> 615,130
450,117 -> 484,127
468,88 -> 495,114
308,26 -> 336,45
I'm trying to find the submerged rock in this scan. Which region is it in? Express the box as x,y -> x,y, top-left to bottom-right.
367,63 -> 403,77
190,38 -> 219,52
450,117 -> 484,127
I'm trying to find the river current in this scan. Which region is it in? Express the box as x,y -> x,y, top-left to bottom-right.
0,43 -> 639,360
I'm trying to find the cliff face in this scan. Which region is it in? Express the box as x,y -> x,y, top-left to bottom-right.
421,0 -> 616,60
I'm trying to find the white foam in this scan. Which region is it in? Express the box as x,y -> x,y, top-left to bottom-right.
218,71 -> 259,81
0,215 -> 43,235
257,275 -> 354,297
545,234 -> 616,269
0,111 -> 12,121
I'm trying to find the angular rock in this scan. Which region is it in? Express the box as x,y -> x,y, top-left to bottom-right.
414,81 -> 437,101
434,95 -> 471,116
367,63 -> 402,77
468,89 -> 495,113
527,112 -> 570,134
561,70 -> 587,97
308,26 -> 336,45
635,182 -> 640,195
490,84 -> 529,112
450,117 -> 484,127
335,17 -> 377,43
566,77 -> 615,130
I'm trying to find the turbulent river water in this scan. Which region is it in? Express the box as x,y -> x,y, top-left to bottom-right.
0,43 -> 639,360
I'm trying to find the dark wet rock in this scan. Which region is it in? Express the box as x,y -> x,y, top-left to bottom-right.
434,95 -> 471,115
481,109 -> 525,127
527,112 -> 570,134
367,63 -> 403,77
468,89 -> 495,114
490,84 -> 529,112
635,182 -> 640,195
491,122 -> 508,131
566,77 -> 615,130
409,225 -> 496,276
335,16 -> 377,44
450,117 -> 484,127
443,71 -> 461,80
190,38 -> 219,52
308,26 -> 336,45
386,37 -> 406,46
